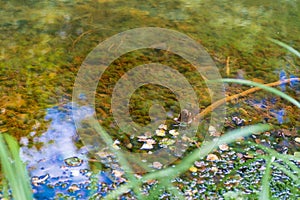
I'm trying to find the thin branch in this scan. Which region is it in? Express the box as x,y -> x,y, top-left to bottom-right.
195,78 -> 300,120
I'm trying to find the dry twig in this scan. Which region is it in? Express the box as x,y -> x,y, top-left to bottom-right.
195,78 -> 300,120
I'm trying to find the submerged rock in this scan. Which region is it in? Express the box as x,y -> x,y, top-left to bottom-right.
64,157 -> 83,167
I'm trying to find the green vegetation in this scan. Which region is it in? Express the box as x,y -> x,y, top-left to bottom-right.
103,77 -> 300,199
104,124 -> 273,199
0,0 -> 299,198
0,38 -> 299,199
0,133 -> 32,200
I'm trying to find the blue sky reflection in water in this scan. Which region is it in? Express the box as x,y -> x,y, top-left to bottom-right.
20,103 -> 112,199
0,0 -> 299,198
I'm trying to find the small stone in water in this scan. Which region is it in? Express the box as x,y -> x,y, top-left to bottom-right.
194,161 -> 205,168
169,129 -> 179,136
152,161 -> 163,169
158,124 -> 167,130
206,154 -> 219,161
208,126 -> 216,134
159,138 -> 175,148
126,143 -> 133,149
219,144 -> 229,151
141,139 -> 156,150
113,170 -> 124,177
68,184 -> 80,192
64,156 -> 83,167
211,166 -> 218,172
208,126 -> 220,137
112,139 -> 121,150
244,154 -> 254,159
140,143 -> 153,150
146,139 -> 156,145
31,174 -> 49,186
156,129 -> 166,137
236,153 -> 244,158
189,166 -> 198,173
137,135 -> 149,142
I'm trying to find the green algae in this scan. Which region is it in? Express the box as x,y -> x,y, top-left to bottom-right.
0,0 -> 299,139
0,1 -> 300,198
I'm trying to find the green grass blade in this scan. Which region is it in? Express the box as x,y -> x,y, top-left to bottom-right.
90,119 -> 143,199
271,162 -> 298,183
144,182 -> 166,200
2,177 -> 10,199
163,181 -> 185,200
259,157 -> 273,200
247,141 -> 300,175
175,124 -> 272,173
105,124 -> 272,199
0,134 -> 20,200
267,38 -> 300,58
4,134 -> 32,199
215,79 -> 300,108
0,134 -> 33,200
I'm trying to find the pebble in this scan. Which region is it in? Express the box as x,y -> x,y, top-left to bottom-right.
159,138 -> 175,148
146,139 -> 156,145
64,157 -> 83,167
206,154 -> 219,161
194,161 -> 205,168
126,143 -> 133,149
112,140 -> 121,150
169,129 -> 179,136
211,167 -> 218,172
155,129 -> 166,137
189,166 -> 198,173
219,144 -> 229,151
244,154 -> 254,159
140,143 -> 153,150
137,135 -> 149,142
152,161 -> 163,169
140,139 -> 156,150
208,126 -> 217,136
68,184 -> 80,192
158,124 -> 167,130
31,174 -> 49,186
112,170 -> 124,177
232,116 -> 245,126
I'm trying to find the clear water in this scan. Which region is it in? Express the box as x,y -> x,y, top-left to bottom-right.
0,0 -> 299,199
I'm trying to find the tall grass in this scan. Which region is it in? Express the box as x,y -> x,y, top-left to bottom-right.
0,133 -> 33,200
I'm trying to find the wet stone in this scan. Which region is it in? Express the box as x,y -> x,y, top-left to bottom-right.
64,156 -> 83,167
